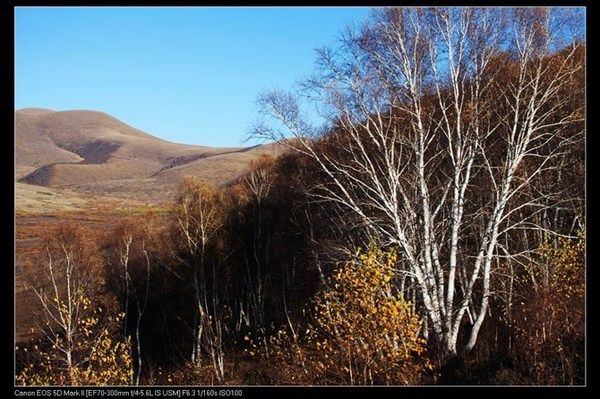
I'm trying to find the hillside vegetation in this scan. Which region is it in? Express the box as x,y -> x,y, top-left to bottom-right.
15,7 -> 585,386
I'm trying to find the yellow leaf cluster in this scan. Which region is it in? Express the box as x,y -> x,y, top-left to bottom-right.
16,294 -> 133,386
256,245 -> 431,384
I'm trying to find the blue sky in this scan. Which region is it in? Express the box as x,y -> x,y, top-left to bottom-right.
15,7 -> 371,147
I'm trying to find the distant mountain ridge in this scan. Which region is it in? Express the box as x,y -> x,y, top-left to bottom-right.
16,108 -> 281,202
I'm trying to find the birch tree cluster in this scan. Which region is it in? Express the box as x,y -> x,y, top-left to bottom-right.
254,7 -> 584,356
16,7 -> 584,386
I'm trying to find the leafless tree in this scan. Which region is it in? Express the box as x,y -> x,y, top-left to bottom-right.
25,223 -> 107,384
172,176 -> 227,382
241,159 -> 274,332
253,7 -> 584,356
109,219 -> 153,385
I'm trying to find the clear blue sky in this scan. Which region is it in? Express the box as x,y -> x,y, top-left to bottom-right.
15,7 -> 371,147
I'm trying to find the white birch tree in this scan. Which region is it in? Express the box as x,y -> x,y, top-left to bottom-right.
172,176 -> 227,382
253,7 -> 584,356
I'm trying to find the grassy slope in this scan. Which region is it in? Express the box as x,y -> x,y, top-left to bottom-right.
16,108 -> 283,202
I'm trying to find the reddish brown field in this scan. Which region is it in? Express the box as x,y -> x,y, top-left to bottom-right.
15,201 -> 173,343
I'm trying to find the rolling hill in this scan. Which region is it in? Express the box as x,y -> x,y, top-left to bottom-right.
16,108 -> 282,203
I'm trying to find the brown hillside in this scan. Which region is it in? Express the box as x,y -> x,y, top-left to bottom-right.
16,109 -> 284,202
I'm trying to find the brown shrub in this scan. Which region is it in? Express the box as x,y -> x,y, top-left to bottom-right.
510,233 -> 585,384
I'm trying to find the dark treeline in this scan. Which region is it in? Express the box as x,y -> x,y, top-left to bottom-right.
16,7 -> 584,386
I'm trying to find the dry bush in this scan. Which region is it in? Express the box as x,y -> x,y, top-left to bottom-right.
144,357 -> 252,386
510,233 -> 585,384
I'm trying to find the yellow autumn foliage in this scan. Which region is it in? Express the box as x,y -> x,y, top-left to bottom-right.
539,232 -> 584,297
16,301 -> 133,386
256,245 -> 431,384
